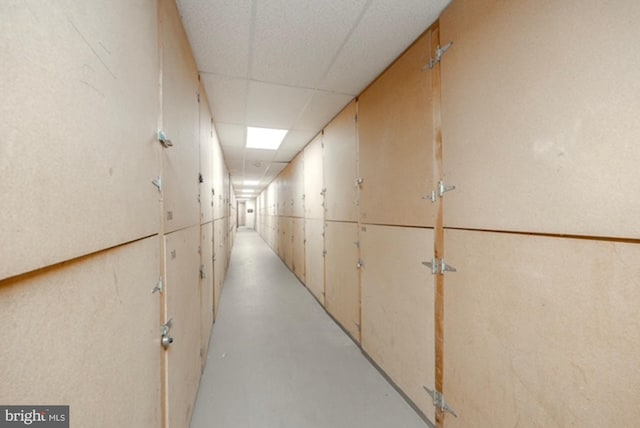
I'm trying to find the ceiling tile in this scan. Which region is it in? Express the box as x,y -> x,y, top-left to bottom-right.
201,74 -> 248,124
293,91 -> 354,131
244,148 -> 275,163
273,149 -> 300,163
216,123 -> 246,148
252,0 -> 368,87
177,0 -> 252,77
220,145 -> 245,161
246,81 -> 314,129
279,130 -> 318,152
319,0 -> 451,94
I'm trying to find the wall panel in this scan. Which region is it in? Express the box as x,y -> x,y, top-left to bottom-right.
0,1 -> 160,280
0,236 -> 161,427
199,222 -> 214,369
165,225 -> 201,428
360,225 -> 435,422
290,152 -> 305,218
303,135 -> 324,220
444,229 -> 640,427
440,0 -> 640,238
213,218 -> 225,314
161,0 -> 200,234
199,89 -> 215,224
358,30 -> 435,228
323,101 -> 358,222
324,221 -> 360,342
304,219 -> 325,304
292,218 -> 306,283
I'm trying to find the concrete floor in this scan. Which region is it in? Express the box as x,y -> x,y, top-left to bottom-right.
190,228 -> 430,428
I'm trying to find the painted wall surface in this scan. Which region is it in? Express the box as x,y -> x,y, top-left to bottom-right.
246,199 -> 256,229
0,1 -> 160,280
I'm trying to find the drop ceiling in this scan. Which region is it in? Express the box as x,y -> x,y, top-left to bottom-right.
176,0 -> 451,198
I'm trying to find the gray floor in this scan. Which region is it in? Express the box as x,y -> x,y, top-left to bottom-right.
190,228 -> 429,428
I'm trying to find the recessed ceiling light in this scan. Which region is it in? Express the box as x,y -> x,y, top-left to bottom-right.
243,180 -> 260,186
246,127 -> 288,150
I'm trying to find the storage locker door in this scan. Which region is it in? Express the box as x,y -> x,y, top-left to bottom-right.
360,225 -> 435,423
358,30 -> 436,228
213,218 -> 225,314
290,152 -> 305,218
161,0 -> 200,234
303,135 -> 324,220
440,0 -> 640,238
292,218 -> 306,283
199,222 -> 214,369
164,226 -> 201,428
323,101 -> 358,222
444,229 -> 640,427
304,218 -> 325,304
0,1 -> 160,280
0,236 -> 161,427
324,221 -> 360,342
199,89 -> 215,225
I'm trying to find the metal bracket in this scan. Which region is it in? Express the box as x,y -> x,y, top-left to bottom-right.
426,181 -> 455,203
423,190 -> 437,203
437,180 -> 455,197
152,277 -> 163,294
161,318 -> 174,349
161,318 -> 173,336
422,41 -> 453,71
356,259 -> 364,269
152,176 -> 162,192
157,130 -> 173,148
422,258 -> 457,275
424,387 -> 457,418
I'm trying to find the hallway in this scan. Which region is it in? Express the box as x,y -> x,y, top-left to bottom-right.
190,228 -> 429,428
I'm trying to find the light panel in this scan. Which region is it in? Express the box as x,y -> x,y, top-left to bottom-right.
246,127 -> 288,150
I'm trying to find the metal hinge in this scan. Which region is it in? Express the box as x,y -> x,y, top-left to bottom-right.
356,259 -> 364,269
197,93 -> 200,103
422,258 -> 457,275
320,188 -> 327,196
322,250 -> 327,257
422,41 -> 453,71
424,387 -> 457,418
152,277 -> 163,294
425,180 -> 455,202
353,240 -> 360,248
152,176 -> 162,191
157,130 -> 173,148
200,264 -> 206,279
355,177 -> 364,187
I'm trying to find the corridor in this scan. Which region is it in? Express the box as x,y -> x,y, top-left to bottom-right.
190,228 -> 429,428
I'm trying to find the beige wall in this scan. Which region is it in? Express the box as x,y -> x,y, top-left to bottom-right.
0,1 -> 235,427
256,0 -> 640,426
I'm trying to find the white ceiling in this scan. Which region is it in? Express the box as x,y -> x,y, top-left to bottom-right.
176,0 -> 451,197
